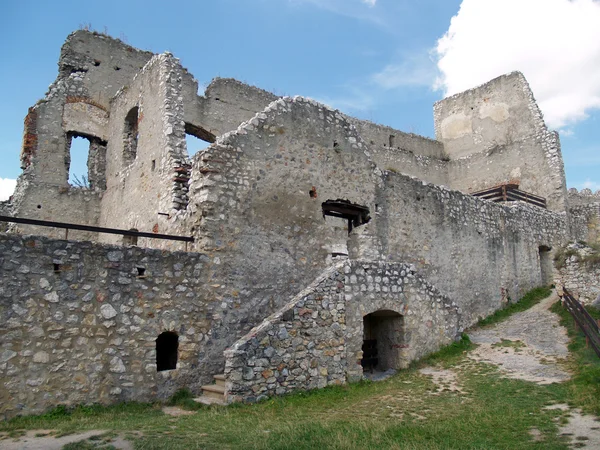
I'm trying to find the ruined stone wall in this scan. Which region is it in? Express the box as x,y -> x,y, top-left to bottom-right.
555,244 -> 600,305
10,31 -> 153,240
98,53 -> 190,249
181,75 -> 279,141
375,172 -> 567,329
434,72 -> 568,212
224,260 -> 459,403
0,233 -> 213,420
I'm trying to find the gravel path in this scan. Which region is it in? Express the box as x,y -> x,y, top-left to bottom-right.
467,290 -> 571,384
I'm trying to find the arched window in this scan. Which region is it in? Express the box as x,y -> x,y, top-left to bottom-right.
123,106 -> 139,164
156,331 -> 178,371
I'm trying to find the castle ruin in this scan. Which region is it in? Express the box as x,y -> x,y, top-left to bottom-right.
1,30 -> 599,418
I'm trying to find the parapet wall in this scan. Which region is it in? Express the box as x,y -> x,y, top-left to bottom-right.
0,233 -> 211,419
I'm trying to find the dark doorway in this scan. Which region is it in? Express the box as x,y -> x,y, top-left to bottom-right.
539,245 -> 553,286
361,310 -> 404,372
156,331 -> 178,371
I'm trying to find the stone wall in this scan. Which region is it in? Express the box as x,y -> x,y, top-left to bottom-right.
224,260 -> 459,403
97,53 -> 190,249
375,171 -> 567,329
434,72 -> 568,212
0,233 -> 212,419
555,243 -> 600,305
10,31 -> 153,240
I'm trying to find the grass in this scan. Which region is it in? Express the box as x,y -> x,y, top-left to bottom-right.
477,286 -> 552,327
2,286 -> 599,449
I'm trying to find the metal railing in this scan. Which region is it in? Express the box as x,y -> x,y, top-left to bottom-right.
0,215 -> 194,247
561,286 -> 600,358
471,183 -> 547,209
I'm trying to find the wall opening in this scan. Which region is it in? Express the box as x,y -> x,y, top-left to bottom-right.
539,245 -> 553,286
123,106 -> 139,165
65,132 -> 107,190
123,228 -> 139,246
322,199 -> 370,234
185,122 -> 215,157
362,309 -> 404,374
156,331 -> 178,371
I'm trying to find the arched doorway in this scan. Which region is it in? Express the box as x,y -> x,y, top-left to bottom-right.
361,309 -> 404,373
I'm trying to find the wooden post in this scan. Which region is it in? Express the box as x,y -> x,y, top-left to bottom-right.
586,335 -> 590,348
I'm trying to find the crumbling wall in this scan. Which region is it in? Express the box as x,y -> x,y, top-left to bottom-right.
176,96 -> 382,377
375,171 -> 567,328
0,233 -> 212,420
181,75 -> 279,140
568,189 -> 600,244
10,31 -> 153,240
98,53 -> 189,248
224,260 -> 459,403
435,72 -> 568,212
555,243 -> 600,305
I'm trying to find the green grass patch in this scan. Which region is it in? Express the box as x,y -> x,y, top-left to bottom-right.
477,286 -> 552,327
551,301 -> 600,415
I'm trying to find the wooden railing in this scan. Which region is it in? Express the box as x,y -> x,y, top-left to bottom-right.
471,183 -> 547,209
561,286 -> 600,358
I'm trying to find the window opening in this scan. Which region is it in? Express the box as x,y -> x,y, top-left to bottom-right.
66,133 -> 107,190
156,331 -> 178,371
322,199 -> 370,234
123,106 -> 139,164
389,135 -> 396,148
67,135 -> 90,188
185,122 -> 215,157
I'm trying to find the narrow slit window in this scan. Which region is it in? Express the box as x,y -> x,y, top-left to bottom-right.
123,106 -> 139,164
156,331 -> 178,371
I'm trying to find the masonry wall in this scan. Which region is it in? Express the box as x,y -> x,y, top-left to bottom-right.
375,172 -> 567,329
434,72 -> 568,212
181,75 -> 279,140
0,233 -> 213,420
224,260 -> 459,403
555,244 -> 600,305
97,53 -> 190,249
10,31 -> 153,240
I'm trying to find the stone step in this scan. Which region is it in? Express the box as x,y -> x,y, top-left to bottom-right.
214,374 -> 226,387
193,395 -> 226,406
201,383 -> 225,400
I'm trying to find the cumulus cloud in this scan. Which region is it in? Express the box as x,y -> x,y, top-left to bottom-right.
435,0 -> 600,129
0,178 -> 16,202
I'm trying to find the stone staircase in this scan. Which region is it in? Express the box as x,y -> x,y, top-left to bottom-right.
194,374 -> 227,405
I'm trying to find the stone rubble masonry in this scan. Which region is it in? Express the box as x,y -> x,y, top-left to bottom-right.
0,233 -> 211,419
555,244 -> 600,305
568,189 -> 600,245
224,260 -> 459,403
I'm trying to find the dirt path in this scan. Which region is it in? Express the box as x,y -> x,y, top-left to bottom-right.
420,290 -> 600,448
0,430 -> 133,450
467,291 -> 570,384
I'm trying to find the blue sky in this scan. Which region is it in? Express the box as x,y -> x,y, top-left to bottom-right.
1,0 -> 599,200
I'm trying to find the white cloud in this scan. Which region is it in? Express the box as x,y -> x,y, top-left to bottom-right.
361,0 -> 376,6
0,178 -> 16,202
435,0 -> 600,129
